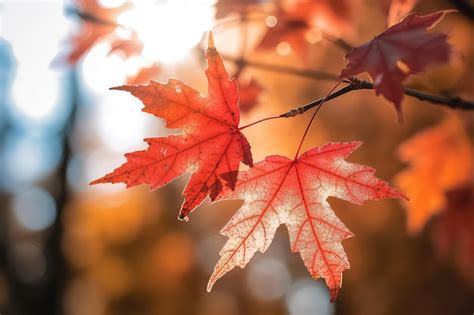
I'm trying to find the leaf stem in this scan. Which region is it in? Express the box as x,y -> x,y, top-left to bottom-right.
222,54 -> 340,82
239,115 -> 282,130
293,81 -> 343,159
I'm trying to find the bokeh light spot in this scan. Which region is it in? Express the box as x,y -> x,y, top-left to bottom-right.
12,187 -> 57,232
277,41 -> 291,56
117,0 -> 214,63
247,257 -> 291,301
266,15 -> 278,27
286,279 -> 334,315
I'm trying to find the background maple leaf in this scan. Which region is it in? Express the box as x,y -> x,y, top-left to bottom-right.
340,10 -> 452,120
396,115 -> 473,233
54,0 -> 132,65
258,0 -> 352,58
235,78 -> 264,113
432,182 -> 474,282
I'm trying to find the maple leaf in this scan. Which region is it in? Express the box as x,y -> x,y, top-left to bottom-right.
207,142 -> 404,301
258,0 -> 351,57
340,11 -> 453,120
432,183 -> 474,278
57,0 -> 131,65
236,78 -> 264,113
395,115 -> 473,233
91,33 -> 253,219
387,0 -> 418,27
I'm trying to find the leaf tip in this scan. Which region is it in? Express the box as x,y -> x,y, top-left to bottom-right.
206,280 -> 214,292
89,177 -> 104,186
110,85 -> 128,91
208,31 -> 215,49
178,213 -> 189,222
329,289 -> 338,303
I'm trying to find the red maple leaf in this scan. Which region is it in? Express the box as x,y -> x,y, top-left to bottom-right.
340,11 -> 453,120
91,34 -> 253,220
207,142 -> 404,301
258,0 -> 351,57
56,0 -> 131,65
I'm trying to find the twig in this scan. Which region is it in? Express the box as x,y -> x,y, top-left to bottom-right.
222,54 -> 340,82
281,78 -> 474,117
65,7 -> 125,28
280,82 -> 357,117
402,86 -> 474,110
294,80 -> 343,158
322,33 -> 354,51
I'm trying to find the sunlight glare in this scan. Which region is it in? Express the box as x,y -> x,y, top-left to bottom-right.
95,93 -> 156,153
99,0 -> 127,8
82,43 -> 127,93
117,0 -> 215,63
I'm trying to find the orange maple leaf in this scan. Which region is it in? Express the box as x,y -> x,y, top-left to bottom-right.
396,115 -> 473,233
208,142 -> 404,301
340,11 -> 453,120
91,33 -> 253,220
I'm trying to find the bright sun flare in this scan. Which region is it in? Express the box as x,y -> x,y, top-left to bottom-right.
117,0 -> 215,63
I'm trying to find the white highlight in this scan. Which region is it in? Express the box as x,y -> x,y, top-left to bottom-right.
117,0 -> 215,63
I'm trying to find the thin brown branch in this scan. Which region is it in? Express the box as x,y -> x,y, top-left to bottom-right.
402,86 -> 474,110
222,54 -> 340,82
281,78 -> 474,117
322,33 -> 354,51
65,7 -> 125,28
280,82 -> 356,117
